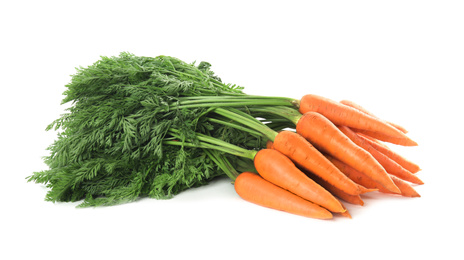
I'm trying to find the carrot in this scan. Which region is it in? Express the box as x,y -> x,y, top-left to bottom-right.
254,149 -> 346,213
234,172 -> 333,219
268,134 -> 363,197
371,175 -> 421,197
390,176 -> 421,198
327,155 -> 385,191
338,126 -> 424,185
327,155 -> 420,197
327,186 -> 365,206
295,112 -> 401,194
298,94 -> 417,146
358,186 -> 378,194
272,131 -> 361,196
353,129 -> 416,147
356,132 -> 390,148
303,168 -> 365,206
338,208 -> 352,219
358,134 -> 421,173
340,99 -> 408,134
266,140 -> 275,149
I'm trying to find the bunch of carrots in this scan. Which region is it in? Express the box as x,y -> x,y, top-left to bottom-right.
231,94 -> 421,220
30,53 -> 422,218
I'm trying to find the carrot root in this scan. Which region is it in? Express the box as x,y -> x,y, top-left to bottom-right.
354,129 -> 418,146
266,140 -> 275,149
273,131 -> 361,196
301,167 -> 364,206
340,99 -> 408,134
338,126 -> 423,185
298,94 -> 417,146
358,134 -> 421,173
235,172 -> 333,219
327,155 -> 420,198
296,112 -> 401,194
254,149 -> 346,213
390,175 -> 421,198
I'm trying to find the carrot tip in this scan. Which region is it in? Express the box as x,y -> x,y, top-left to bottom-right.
358,185 -> 378,194
390,186 -> 402,194
338,210 -> 352,219
404,192 -> 421,198
361,188 -> 378,194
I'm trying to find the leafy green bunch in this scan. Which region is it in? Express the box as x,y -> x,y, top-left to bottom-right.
27,53 -> 265,207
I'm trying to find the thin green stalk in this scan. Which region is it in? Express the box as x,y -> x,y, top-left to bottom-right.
263,121 -> 295,132
167,129 -> 257,160
173,100 -> 298,110
208,118 -> 263,137
196,134 -> 258,160
244,106 -> 302,125
214,108 -> 278,141
177,95 -> 299,107
203,149 -> 239,181
179,95 -> 298,102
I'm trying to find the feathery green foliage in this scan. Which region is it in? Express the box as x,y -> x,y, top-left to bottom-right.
28,53 -> 268,207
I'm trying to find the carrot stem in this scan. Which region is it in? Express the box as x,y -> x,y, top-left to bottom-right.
174,96 -> 300,110
244,105 -> 302,125
203,149 -> 240,181
208,118 -> 263,137
166,129 -> 257,160
214,107 -> 278,141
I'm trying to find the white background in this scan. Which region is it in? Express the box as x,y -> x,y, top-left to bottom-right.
1,1 -> 463,259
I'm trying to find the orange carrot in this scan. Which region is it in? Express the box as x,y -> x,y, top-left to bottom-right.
327,155 -> 384,190
327,155 -> 420,197
338,126 -> 423,185
358,134 -> 421,173
390,176 -> 421,198
353,129 -> 416,147
254,149 -> 346,213
303,168 -> 365,206
340,99 -> 408,134
358,186 -> 378,194
234,172 -> 333,219
295,112 -> 401,194
371,175 -> 421,198
328,186 -> 365,206
298,94 -> 417,146
266,140 -> 275,149
272,131 -> 361,196
268,133 -> 362,197
338,208 -> 352,219
357,132 -> 390,148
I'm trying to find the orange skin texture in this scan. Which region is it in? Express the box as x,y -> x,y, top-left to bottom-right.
354,129 -> 417,146
298,94 -> 417,146
328,156 -> 420,198
302,168 -> 365,206
295,112 -> 401,194
254,149 -> 345,213
359,134 -> 421,174
338,126 -> 423,185
266,140 -> 275,149
272,130 -> 361,196
340,99 -> 408,134
389,175 -> 421,198
234,172 -> 333,219
327,155 -> 386,191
